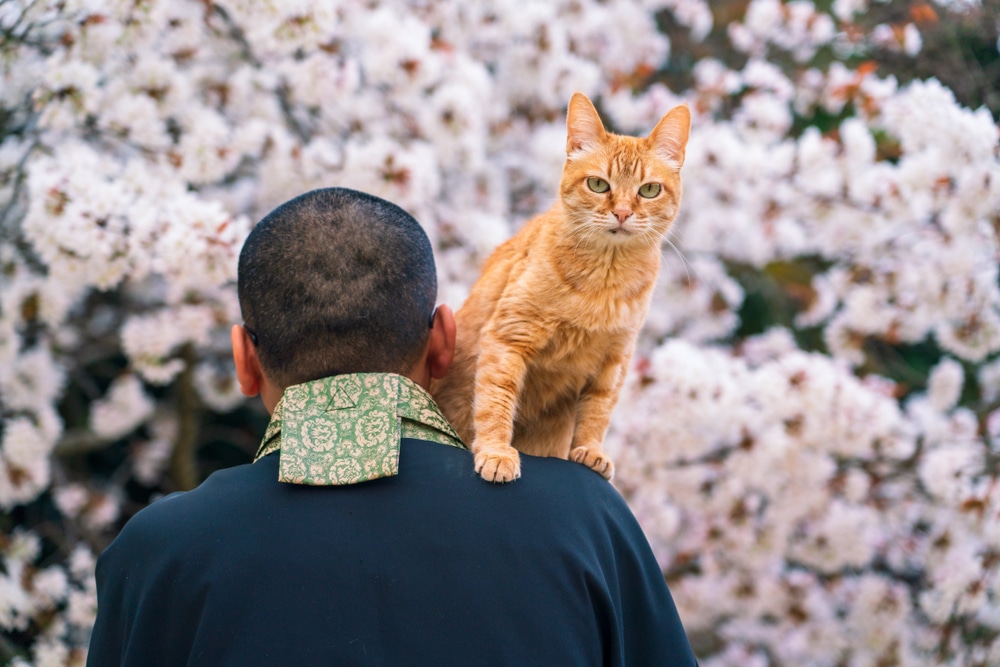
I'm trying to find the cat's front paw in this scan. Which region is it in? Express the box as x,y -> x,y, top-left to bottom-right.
474,445 -> 521,483
569,446 -> 614,480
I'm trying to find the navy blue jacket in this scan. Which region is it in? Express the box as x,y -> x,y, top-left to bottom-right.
88,439 -> 697,666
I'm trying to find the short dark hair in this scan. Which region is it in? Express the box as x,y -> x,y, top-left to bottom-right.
237,188 -> 437,388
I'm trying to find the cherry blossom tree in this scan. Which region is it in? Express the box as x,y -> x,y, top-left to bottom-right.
1,0 -> 998,664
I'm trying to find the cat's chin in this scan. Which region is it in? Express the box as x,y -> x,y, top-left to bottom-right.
597,217 -> 653,241
603,225 -> 645,242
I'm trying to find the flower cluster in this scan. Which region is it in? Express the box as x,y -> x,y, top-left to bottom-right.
609,336 -> 999,665
1,0 -> 998,664
1,532 -> 95,667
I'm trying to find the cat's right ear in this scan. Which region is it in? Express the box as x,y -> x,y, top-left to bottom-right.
566,93 -> 607,156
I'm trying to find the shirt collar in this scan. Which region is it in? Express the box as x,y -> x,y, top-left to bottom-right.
253,373 -> 466,485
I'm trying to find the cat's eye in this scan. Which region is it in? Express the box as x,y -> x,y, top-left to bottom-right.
638,183 -> 661,198
587,177 -> 610,193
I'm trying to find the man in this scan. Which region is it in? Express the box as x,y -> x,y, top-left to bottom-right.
87,187 -> 697,666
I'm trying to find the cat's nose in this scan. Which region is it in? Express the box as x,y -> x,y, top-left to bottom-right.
613,208 -> 632,224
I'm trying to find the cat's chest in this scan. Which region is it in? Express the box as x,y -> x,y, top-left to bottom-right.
534,325 -> 616,367
547,281 -> 654,332
533,248 -> 658,330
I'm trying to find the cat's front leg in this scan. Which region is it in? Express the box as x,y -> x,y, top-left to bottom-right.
471,318 -> 541,483
570,349 -> 630,480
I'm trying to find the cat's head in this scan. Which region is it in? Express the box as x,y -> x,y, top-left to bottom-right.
559,93 -> 690,247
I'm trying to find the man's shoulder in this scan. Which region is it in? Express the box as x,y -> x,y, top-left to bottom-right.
401,438 -> 622,493
107,461 -> 269,549
399,438 -> 638,528
109,440 -> 638,555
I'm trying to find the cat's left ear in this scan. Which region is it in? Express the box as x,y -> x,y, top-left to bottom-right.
566,93 -> 607,156
648,105 -> 691,170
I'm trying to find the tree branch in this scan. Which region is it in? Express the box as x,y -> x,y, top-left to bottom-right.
169,345 -> 202,491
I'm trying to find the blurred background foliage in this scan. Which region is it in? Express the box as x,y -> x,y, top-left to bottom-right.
652,0 -> 1000,403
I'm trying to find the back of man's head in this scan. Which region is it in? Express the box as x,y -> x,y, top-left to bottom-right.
237,188 -> 437,388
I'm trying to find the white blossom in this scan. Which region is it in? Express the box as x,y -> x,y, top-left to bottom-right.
120,305 -> 216,384
31,567 -> 69,607
0,418 -> 54,509
927,357 -> 965,412
89,375 -> 155,440
54,483 -> 89,519
193,363 -> 245,412
131,415 -> 177,485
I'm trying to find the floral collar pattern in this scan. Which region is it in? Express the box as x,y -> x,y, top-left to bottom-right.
253,373 -> 466,485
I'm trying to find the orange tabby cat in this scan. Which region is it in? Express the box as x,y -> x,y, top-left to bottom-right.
431,92 -> 690,483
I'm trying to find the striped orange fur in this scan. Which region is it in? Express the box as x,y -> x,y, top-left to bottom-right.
431,93 -> 691,482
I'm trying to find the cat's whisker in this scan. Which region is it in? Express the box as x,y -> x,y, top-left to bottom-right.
649,227 -> 699,286
665,225 -> 696,256
663,236 -> 696,285
561,225 -> 587,252
564,222 -> 603,254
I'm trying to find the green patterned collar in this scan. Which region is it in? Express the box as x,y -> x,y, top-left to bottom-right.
253,373 -> 466,485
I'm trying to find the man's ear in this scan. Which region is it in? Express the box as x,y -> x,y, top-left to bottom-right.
231,324 -> 264,397
426,304 -> 456,380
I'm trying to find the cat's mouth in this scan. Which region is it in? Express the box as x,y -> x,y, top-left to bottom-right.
605,216 -> 638,236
